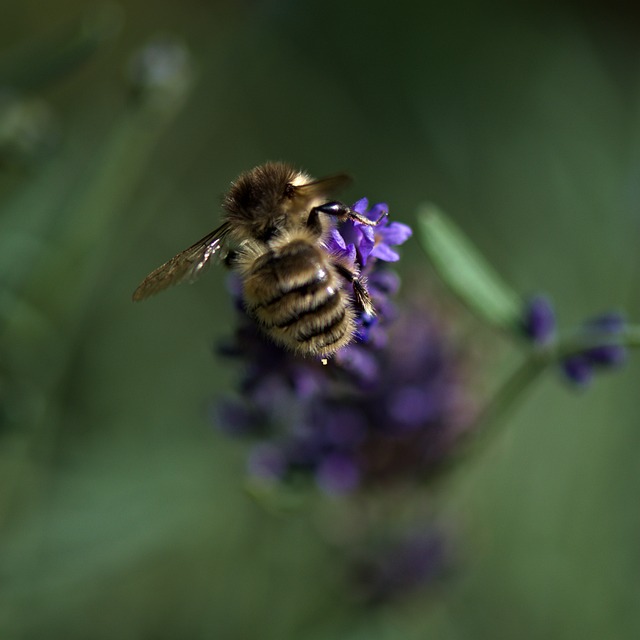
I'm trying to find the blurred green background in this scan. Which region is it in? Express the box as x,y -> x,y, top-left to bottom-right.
1,1 -> 640,638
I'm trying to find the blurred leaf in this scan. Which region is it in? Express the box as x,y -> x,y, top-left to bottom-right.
418,204 -> 523,331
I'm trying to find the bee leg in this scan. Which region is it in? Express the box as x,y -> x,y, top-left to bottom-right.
333,261 -> 375,316
309,201 -> 388,227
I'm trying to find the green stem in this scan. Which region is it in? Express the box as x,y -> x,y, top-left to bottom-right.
553,324 -> 640,358
432,322 -> 640,482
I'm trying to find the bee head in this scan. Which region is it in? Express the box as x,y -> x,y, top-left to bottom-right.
223,162 -> 352,245
223,162 -> 309,243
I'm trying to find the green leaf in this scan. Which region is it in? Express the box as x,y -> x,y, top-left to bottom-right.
417,204 -> 523,331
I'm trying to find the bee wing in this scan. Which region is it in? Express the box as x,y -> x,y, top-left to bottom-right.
132,221 -> 232,302
295,173 -> 352,198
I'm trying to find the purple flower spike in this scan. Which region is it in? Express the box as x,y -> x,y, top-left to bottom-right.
522,298 -> 627,388
214,196 -> 476,497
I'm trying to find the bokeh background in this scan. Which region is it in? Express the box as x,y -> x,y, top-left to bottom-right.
1,1 -> 640,638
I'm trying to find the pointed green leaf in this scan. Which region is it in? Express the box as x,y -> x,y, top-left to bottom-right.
418,204 -> 523,330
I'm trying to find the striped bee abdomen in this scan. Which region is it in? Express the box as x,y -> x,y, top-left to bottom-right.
243,239 -> 356,356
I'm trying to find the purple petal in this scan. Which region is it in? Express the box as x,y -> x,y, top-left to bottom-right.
338,220 -> 360,246
357,230 -> 375,265
367,202 -> 388,222
360,225 -> 376,243
328,228 -> 346,251
379,222 -> 412,246
352,197 -> 369,214
370,243 -> 400,262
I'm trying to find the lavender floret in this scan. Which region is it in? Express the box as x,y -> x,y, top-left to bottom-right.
522,295 -> 556,345
561,354 -> 594,387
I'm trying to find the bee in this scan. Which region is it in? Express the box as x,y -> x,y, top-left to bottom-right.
132,162 -> 386,358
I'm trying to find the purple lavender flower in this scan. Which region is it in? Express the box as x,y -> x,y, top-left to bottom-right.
216,199 -> 477,496
522,296 -> 627,387
214,198 -> 477,606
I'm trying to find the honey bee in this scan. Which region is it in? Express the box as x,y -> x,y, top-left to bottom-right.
132,162 -> 386,357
